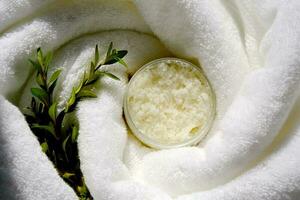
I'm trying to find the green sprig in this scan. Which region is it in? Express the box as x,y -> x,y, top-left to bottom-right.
65,42 -> 127,113
23,42 -> 128,200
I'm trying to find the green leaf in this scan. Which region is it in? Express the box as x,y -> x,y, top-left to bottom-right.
97,71 -> 120,81
48,80 -> 57,94
48,69 -> 61,94
69,87 -> 76,105
85,76 -> 100,86
75,79 -> 84,94
48,102 -> 57,122
82,71 -> 89,85
44,51 -> 53,67
36,73 -> 45,88
31,124 -> 57,139
62,135 -> 70,152
116,50 -> 128,59
62,135 -> 70,161
95,44 -> 99,65
65,87 -> 76,112
48,69 -> 62,86
105,50 -> 128,65
71,125 -> 79,143
63,172 -> 75,179
77,184 -> 88,196
116,58 -> 128,68
104,43 -> 119,65
29,59 -> 42,73
104,56 -> 118,65
41,142 -> 48,153
37,48 -> 44,69
31,88 -> 48,103
89,62 -> 95,79
106,42 -> 113,59
77,89 -> 97,98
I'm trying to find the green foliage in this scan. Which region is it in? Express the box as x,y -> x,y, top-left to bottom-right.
48,69 -> 62,86
65,88 -> 76,112
31,124 -> 57,139
96,71 -> 120,81
71,125 -> 79,143
31,88 -> 48,104
23,43 -> 128,200
77,89 -> 97,98
41,141 -> 49,153
48,102 -> 57,122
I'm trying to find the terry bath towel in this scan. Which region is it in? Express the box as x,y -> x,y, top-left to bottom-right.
0,0 -> 300,199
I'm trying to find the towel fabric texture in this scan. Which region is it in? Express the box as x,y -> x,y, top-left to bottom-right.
0,0 -> 300,199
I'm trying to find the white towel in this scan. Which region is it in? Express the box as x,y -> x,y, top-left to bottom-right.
0,0 -> 300,199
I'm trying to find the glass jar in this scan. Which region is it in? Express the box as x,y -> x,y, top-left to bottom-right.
123,58 -> 216,149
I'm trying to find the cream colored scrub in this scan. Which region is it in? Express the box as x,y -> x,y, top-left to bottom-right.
124,58 -> 215,149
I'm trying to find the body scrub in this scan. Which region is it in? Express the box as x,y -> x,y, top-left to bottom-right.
124,58 -> 215,149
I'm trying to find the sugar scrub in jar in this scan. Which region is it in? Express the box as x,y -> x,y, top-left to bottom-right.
124,58 -> 215,149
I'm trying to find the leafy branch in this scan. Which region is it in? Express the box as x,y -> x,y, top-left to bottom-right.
23,43 -> 128,200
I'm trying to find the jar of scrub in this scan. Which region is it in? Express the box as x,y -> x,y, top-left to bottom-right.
124,58 -> 215,149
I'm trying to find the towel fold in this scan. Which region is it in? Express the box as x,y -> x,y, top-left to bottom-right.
0,96 -> 76,200
0,0 -> 300,199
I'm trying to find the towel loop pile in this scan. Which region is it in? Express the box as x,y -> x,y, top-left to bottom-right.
0,0 -> 300,199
